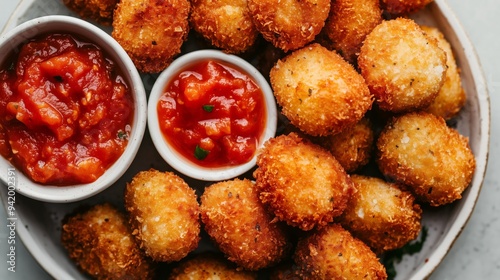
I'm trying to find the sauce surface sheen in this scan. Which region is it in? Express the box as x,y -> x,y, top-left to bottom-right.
0,33 -> 134,185
157,60 -> 266,167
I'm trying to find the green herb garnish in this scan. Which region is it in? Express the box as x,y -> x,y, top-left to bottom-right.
117,130 -> 128,140
194,145 -> 209,160
382,226 -> 428,280
202,104 -> 214,112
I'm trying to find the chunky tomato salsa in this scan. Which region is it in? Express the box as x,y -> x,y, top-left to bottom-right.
0,33 -> 134,185
157,60 -> 266,167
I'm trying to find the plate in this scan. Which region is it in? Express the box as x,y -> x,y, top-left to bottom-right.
0,0 -> 490,279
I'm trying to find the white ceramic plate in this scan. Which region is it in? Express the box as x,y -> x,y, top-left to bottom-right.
0,0 -> 490,279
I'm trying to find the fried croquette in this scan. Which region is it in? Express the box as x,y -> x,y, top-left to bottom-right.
61,203 -> 154,280
247,0 -> 330,52
254,133 -> 353,231
338,175 -> 422,253
125,169 -> 200,262
376,112 -> 476,206
269,261 -> 301,280
421,25 -> 466,119
270,43 -> 373,136
63,0 -> 118,25
322,0 -> 382,64
319,117 -> 374,173
358,18 -> 447,113
190,0 -> 258,53
112,0 -> 190,73
381,0 -> 434,16
294,223 -> 387,280
168,253 -> 257,280
200,179 -> 291,270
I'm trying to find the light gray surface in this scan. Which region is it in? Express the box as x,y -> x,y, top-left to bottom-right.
0,0 -> 498,279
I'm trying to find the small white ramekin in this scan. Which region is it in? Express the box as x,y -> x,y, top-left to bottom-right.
0,15 -> 147,202
148,49 -> 277,181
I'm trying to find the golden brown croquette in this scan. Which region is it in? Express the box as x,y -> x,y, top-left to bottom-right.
319,117 -> 374,173
253,133 -> 353,231
247,0 -> 330,52
168,253 -> 257,280
190,0 -> 258,53
61,203 -> 154,280
62,0 -> 118,25
358,18 -> 446,112
125,169 -> 200,262
200,179 -> 291,270
294,223 -> 388,279
421,25 -> 466,119
112,0 -> 190,73
270,43 -> 373,136
338,175 -> 422,253
376,112 -> 476,206
381,0 -> 434,16
322,0 -> 383,64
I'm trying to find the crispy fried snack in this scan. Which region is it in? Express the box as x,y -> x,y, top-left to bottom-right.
338,175 -> 422,253
294,223 -> 387,279
253,133 -> 353,231
190,0 -> 258,53
270,43 -> 372,136
124,169 -> 200,262
62,0 -> 118,25
247,0 -> 330,52
381,0 -> 434,16
421,25 -> 466,119
322,0 -> 382,64
376,112 -> 476,206
112,0 -> 190,73
200,179 -> 291,270
168,253 -> 257,280
319,117 -> 374,173
358,18 -> 446,112
61,203 -> 154,280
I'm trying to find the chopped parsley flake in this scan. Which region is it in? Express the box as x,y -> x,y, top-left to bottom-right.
194,145 -> 209,160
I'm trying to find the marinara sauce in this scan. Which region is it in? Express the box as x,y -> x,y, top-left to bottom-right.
0,33 -> 133,185
157,60 -> 266,167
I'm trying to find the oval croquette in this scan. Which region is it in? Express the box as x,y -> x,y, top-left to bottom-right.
200,179 -> 291,270
125,169 -> 200,262
254,133 -> 353,231
270,43 -> 373,136
376,112 -> 476,206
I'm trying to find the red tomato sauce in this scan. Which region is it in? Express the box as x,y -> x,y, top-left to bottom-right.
157,60 -> 267,167
0,33 -> 134,185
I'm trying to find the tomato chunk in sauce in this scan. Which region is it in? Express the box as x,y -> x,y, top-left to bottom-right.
157,60 -> 266,167
0,33 -> 133,185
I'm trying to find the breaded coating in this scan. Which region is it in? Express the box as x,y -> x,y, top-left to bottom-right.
247,0 -> 330,52
381,0 -> 434,16
112,0 -> 190,73
125,169 -> 200,262
269,262 -> 301,280
294,223 -> 387,280
190,0 -> 258,53
253,133 -> 353,231
323,0 -> 382,64
270,43 -> 373,136
358,18 -> 446,112
421,25 -> 466,119
168,253 -> 257,280
63,0 -> 118,25
200,179 -> 291,270
319,117 -> 374,173
376,112 -> 476,206
61,203 -> 154,280
338,175 -> 422,253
